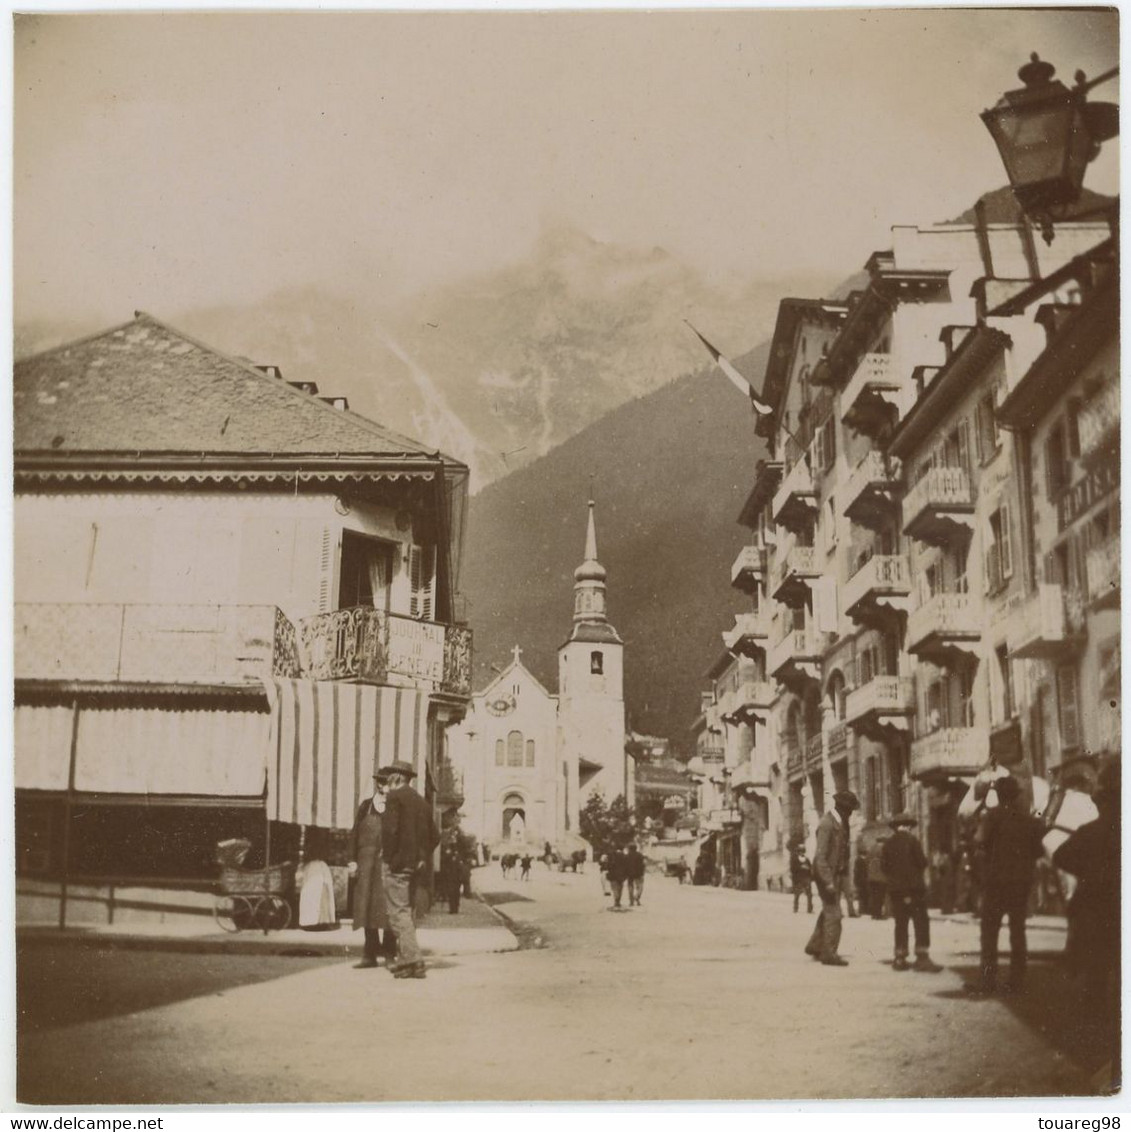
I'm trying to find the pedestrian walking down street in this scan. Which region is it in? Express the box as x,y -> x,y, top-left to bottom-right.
625,843 -> 646,906
971,775 -> 1045,996
805,790 -> 859,966
598,853 -> 611,897
348,769 -> 397,969
606,846 -> 629,910
881,814 -> 942,973
520,854 -> 533,881
381,759 -> 440,980
789,843 -> 813,914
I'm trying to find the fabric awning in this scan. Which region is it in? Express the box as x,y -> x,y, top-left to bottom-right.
265,679 -> 427,829
16,680 -> 430,832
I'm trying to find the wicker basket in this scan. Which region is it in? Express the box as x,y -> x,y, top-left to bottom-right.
219,861 -> 296,896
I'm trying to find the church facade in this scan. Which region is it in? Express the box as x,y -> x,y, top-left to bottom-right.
448,502 -> 630,852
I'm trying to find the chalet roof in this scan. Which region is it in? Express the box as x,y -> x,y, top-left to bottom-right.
14,312 -> 455,465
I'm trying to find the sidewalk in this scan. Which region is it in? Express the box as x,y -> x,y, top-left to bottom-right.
16,892 -> 520,958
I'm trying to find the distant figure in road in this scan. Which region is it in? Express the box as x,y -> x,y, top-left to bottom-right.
853,843 -> 870,917
520,854 -> 533,881
972,775 -> 1045,996
789,844 -> 813,914
867,837 -> 890,920
625,844 -> 646,906
606,846 -> 629,909
598,853 -> 611,897
805,790 -> 859,966
348,768 -> 396,969
437,830 -> 464,915
381,759 -> 439,980
1053,763 -> 1120,1011
881,813 -> 942,973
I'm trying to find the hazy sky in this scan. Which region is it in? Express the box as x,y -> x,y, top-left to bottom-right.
13,6 -> 1120,329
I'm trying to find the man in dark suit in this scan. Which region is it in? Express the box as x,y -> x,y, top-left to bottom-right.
973,774 -> 1045,995
625,843 -> 646,906
882,813 -> 942,973
381,759 -> 439,979
805,790 -> 859,966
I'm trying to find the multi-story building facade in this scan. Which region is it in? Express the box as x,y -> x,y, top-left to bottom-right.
711,205 -> 1113,890
14,313 -> 473,922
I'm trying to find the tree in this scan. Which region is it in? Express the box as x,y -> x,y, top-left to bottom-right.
579,791 -> 636,859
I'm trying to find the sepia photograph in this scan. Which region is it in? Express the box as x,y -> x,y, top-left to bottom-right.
8,1 -> 1123,1109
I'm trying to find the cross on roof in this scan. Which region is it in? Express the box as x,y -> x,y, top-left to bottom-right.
511,644 -> 523,665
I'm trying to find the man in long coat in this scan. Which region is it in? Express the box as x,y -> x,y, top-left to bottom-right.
381,759 -> 440,979
805,790 -> 859,966
348,769 -> 395,969
881,813 -> 942,972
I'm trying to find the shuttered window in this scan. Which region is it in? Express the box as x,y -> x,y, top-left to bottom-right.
525,740 -> 536,768
1056,665 -> 1081,752
409,545 -> 436,621
507,730 -> 524,768
495,739 -> 505,767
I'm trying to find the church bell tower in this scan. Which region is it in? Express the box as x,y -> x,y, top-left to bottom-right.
557,500 -> 627,825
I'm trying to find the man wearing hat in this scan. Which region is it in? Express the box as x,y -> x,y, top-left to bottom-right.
973,773 -> 1045,995
348,767 -> 396,969
381,759 -> 440,979
805,789 -> 859,966
881,813 -> 942,973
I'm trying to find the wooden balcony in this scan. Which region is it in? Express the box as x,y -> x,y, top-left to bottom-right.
730,545 -> 768,595
906,592 -> 981,666
902,466 -> 975,548
1087,533 -> 1120,611
1077,380 -> 1120,470
1009,584 -> 1085,659
842,450 -> 902,531
910,727 -> 988,780
768,627 -> 827,691
843,554 -> 912,628
771,457 -> 818,534
13,602 -> 301,687
721,679 -> 776,726
845,676 -> 915,741
841,353 -> 905,439
771,543 -> 819,608
722,611 -> 772,658
300,607 -> 472,697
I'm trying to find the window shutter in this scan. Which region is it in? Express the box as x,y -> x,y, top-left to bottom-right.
318,527 -> 335,612
974,401 -> 986,463
1056,666 -> 1081,751
957,419 -> 971,475
1066,399 -> 1081,458
495,739 -> 505,767
525,740 -> 536,767
410,545 -> 436,621
1000,504 -> 1013,579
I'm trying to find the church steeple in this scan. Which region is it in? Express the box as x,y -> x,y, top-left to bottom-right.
568,500 -> 621,642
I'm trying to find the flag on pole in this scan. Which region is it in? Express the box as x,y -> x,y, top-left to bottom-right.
684,321 -> 773,416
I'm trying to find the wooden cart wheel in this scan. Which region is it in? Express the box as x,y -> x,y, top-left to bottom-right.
264,895 -> 292,932
213,894 -> 249,933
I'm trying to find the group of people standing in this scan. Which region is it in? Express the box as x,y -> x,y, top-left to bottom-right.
348,760 -> 439,980
598,844 -> 645,909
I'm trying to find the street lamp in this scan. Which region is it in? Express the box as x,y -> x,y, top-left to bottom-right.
981,53 -> 1118,242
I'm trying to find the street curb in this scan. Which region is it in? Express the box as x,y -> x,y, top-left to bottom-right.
16,898 -> 522,959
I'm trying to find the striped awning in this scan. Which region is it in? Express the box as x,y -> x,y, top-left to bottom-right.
264,679 -> 427,829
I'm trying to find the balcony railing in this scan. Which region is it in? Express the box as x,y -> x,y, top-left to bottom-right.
842,352 -> 895,406
906,592 -> 981,657
722,611 -> 772,655
902,466 -> 975,546
775,543 -> 818,589
842,450 -> 901,528
300,607 -> 472,696
735,680 -> 776,711
730,545 -> 768,593
771,458 -> 817,526
1086,533 -> 1120,610
845,676 -> 915,726
1077,381 -> 1120,465
841,354 -> 907,437
768,627 -> 828,678
843,554 -> 911,619
910,727 -> 988,778
1010,584 -> 1084,659
14,602 -> 301,685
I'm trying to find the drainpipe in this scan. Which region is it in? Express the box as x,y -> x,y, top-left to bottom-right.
60,699 -> 80,930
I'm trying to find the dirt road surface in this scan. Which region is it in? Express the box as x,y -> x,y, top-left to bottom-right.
17,867 -> 1108,1104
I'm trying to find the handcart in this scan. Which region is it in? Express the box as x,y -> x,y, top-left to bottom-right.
212,838 -> 296,933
